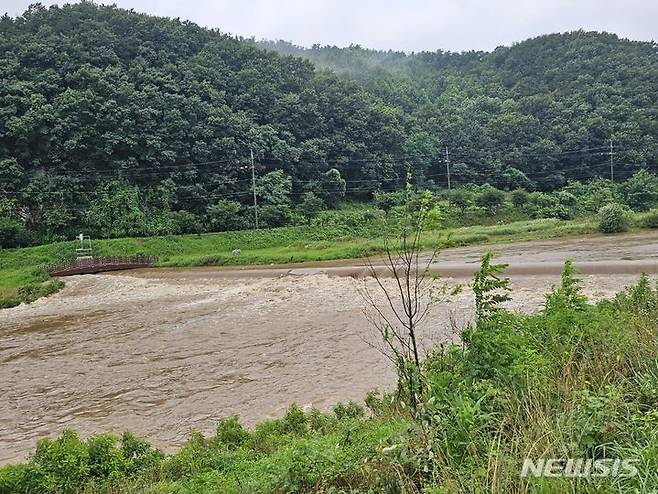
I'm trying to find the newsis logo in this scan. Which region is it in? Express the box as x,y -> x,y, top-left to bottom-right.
520,458 -> 639,479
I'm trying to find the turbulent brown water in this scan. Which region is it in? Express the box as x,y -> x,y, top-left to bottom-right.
2,232 -> 658,464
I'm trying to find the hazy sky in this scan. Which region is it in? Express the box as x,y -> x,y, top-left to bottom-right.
4,0 -> 657,52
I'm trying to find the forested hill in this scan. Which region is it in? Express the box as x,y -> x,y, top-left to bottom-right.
0,2 -> 409,242
261,33 -> 658,188
0,3 -> 657,244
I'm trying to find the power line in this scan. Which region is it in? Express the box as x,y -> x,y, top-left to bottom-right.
19,144 -> 638,182
2,160 -> 646,199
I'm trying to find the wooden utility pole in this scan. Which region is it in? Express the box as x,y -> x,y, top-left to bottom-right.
445,146 -> 451,191
609,139 -> 615,182
250,147 -> 259,229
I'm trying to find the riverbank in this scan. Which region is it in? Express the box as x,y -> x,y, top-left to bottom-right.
0,216 -> 598,308
4,210 -> 658,309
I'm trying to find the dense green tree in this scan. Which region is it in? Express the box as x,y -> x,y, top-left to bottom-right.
619,170 -> 658,211
258,204 -> 292,228
510,189 -> 530,208
206,200 -> 247,232
85,181 -> 145,238
449,188 -> 473,214
475,187 -> 506,214
319,169 -> 346,208
256,170 -> 292,207
298,192 -> 325,221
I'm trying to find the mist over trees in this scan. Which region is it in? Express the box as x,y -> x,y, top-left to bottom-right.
1,2 -> 657,243
260,34 -> 658,187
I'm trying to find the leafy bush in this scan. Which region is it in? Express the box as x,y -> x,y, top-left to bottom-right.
170,210 -> 203,234
216,416 -> 250,448
474,186 -> 505,214
528,191 -> 575,220
597,203 -> 630,233
642,209 -> 658,229
449,188 -> 474,213
373,191 -> 404,212
206,200 -> 248,232
311,208 -> 386,233
258,204 -> 292,228
15,279 -> 64,305
619,169 -> 658,211
318,168 -> 346,208
297,192 -> 325,221
510,188 -> 529,208
583,178 -> 619,212
0,217 -> 30,248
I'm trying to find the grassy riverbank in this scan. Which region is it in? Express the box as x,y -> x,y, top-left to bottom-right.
2,264 -> 658,493
0,216 -> 598,308
4,205 -> 658,308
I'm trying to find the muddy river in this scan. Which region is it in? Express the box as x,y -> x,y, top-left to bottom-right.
2,232 -> 658,464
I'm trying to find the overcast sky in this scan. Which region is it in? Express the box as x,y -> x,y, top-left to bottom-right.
4,0 -> 657,52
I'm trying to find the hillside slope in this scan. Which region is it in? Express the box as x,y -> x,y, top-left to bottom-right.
262,32 -> 658,187
1,4 -> 657,244
0,3 -> 404,241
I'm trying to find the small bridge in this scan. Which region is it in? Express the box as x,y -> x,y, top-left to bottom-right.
47,255 -> 157,277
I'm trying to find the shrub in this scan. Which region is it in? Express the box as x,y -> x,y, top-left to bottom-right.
449,188 -> 473,213
475,186 -> 505,214
120,432 -> 163,475
298,192 -> 325,221
170,210 -> 203,234
259,204 -> 292,228
281,404 -> 308,435
0,217 -> 30,248
333,401 -> 365,419
32,429 -> 91,494
216,416 -> 250,448
619,169 -> 658,211
206,200 -> 248,232
311,209 -> 386,233
583,178 -> 618,212
642,209 -> 658,229
373,191 -> 403,212
529,192 -> 574,220
16,279 -> 64,304
318,168 -> 346,208
597,203 -> 630,233
510,189 -> 529,209
86,434 -> 124,478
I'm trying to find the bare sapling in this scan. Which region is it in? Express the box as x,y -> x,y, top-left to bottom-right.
360,188 -> 452,414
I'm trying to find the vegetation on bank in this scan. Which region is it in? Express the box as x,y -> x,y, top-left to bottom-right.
2,259 -> 658,493
0,212 -> 588,308
5,170 -> 658,308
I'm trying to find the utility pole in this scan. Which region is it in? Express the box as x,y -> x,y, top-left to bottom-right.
250,147 -> 259,229
608,139 -> 615,182
445,146 -> 451,191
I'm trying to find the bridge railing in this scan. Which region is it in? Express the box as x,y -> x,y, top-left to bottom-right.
46,255 -> 157,276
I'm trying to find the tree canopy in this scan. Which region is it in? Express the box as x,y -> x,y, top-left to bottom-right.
1,2 -> 656,242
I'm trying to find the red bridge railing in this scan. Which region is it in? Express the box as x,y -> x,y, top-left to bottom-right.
47,255 -> 157,277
